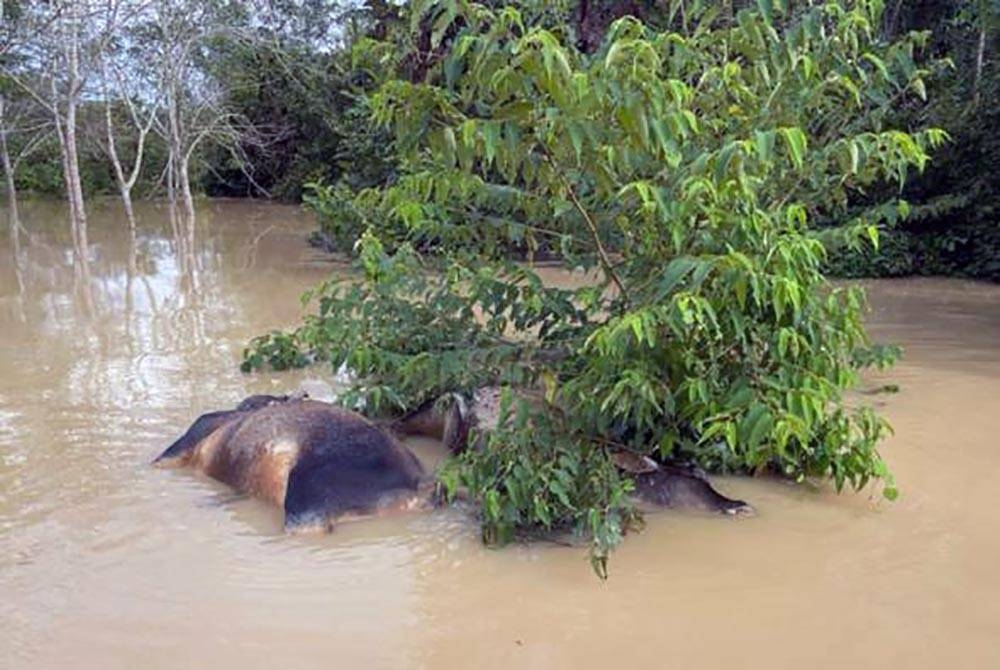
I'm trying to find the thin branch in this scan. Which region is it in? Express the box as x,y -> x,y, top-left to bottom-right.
10,127 -> 51,171
543,154 -> 629,304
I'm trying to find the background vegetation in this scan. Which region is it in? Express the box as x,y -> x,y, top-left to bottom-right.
2,1 -> 996,281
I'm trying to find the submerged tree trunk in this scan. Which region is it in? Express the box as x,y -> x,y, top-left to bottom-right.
178,155 -> 199,292
62,81 -> 91,276
52,2 -> 93,312
1,95 -> 27,306
169,84 -> 196,224
166,81 -> 183,208
101,55 -> 159,266
166,153 -> 179,239
62,97 -> 95,313
178,155 -> 196,224
166,80 -> 197,258
0,0 -> 17,227
48,2 -> 91,287
104,96 -> 136,222
165,71 -> 199,289
0,96 -> 20,228
103,69 -> 139,273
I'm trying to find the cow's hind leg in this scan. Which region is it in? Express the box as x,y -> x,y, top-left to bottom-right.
154,410 -> 241,466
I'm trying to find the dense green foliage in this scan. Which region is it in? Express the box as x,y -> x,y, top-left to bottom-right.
198,10 -> 398,202
296,1 -> 999,282
246,0 -> 940,573
6,0 -> 994,285
822,0 -> 1000,280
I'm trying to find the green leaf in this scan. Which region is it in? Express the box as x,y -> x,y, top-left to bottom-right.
756,0 -> 774,25
654,257 -> 698,300
746,405 -> 774,449
779,127 -> 807,169
568,122 -> 584,162
430,5 -> 457,49
754,129 -> 775,164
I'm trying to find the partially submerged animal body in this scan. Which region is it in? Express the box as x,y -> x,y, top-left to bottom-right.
629,464 -> 753,516
155,397 -> 426,531
393,387 -> 755,517
158,387 -> 751,534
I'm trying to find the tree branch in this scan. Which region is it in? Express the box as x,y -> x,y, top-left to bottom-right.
545,155 -> 629,304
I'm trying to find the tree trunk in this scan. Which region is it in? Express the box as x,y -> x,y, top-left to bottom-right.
63,77 -> 90,275
973,26 -> 987,107
2,95 -> 26,304
167,81 -> 183,206
164,78 -> 188,272
170,74 -> 198,285
0,95 -> 21,228
179,155 -> 196,223
120,186 -> 136,228
121,184 -> 138,273
167,153 -> 180,239
103,74 -> 140,273
51,2 -> 91,286
57,2 -> 93,312
0,0 -> 17,230
167,81 -> 196,223
178,154 -> 199,291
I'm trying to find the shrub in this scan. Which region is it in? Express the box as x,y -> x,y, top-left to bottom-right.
247,0 -> 941,575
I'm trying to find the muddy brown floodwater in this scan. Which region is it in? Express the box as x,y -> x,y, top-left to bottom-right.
1,199 -> 999,669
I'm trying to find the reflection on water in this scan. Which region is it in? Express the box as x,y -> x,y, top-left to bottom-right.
1,200 -> 999,669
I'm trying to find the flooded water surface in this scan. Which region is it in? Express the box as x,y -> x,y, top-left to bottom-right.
1,200 -> 999,669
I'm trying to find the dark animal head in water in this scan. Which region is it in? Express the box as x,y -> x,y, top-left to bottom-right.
631,465 -> 755,516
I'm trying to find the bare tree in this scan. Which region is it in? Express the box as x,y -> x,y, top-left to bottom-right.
97,18 -> 159,271
1,0 -> 53,231
1,1 -> 18,224
51,1 -> 91,280
1,97 -> 22,226
153,1 -> 241,221
0,94 -> 49,226
101,64 -> 155,248
145,0 -> 265,289
4,0 -> 98,284
0,96 -> 17,224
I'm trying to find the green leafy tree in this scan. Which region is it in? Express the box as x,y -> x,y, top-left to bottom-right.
247,0 -> 942,575
827,0 -> 1000,280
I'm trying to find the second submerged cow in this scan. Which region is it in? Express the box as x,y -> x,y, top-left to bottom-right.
392,386 -> 754,517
